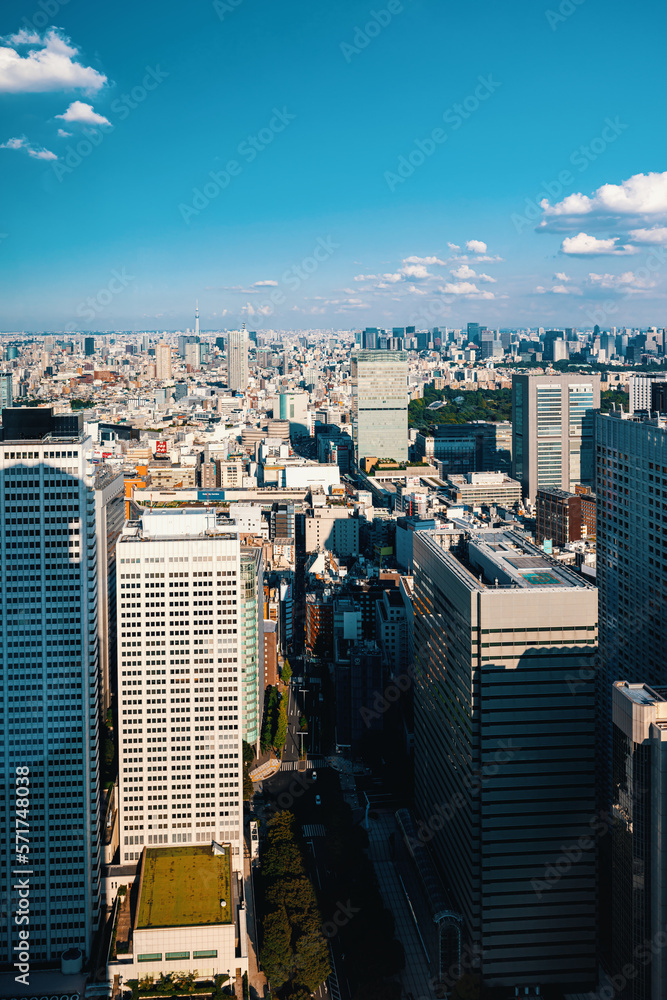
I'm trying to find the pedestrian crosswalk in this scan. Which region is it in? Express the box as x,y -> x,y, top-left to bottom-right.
302,823 -> 326,837
280,757 -> 326,771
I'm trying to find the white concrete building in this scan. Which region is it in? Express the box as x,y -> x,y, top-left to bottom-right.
116,509 -> 245,873
227,330 -> 249,392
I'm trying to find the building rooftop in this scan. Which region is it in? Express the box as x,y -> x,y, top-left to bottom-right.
136,845 -> 233,929
614,681 -> 666,706
468,531 -> 590,589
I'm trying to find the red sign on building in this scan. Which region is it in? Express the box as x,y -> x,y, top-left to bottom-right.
155,441 -> 168,455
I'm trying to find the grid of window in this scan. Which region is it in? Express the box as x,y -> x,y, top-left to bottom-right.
536,385 -> 562,437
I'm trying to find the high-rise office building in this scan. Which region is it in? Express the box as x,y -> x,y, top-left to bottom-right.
0,372 -> 12,409
413,528 -> 599,990
361,327 -> 380,350
596,411 -> 667,691
227,329 -> 249,392
95,466 -> 125,716
116,510 -> 245,872
351,349 -> 408,465
512,373 -> 601,500
0,407 -> 101,963
239,546 -> 263,751
155,344 -> 172,381
610,681 -> 667,1000
84,336 -> 95,357
628,373 -> 667,414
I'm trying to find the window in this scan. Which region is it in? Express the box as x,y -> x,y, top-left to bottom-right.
138,953 -> 162,962
194,949 -> 218,958
166,951 -> 190,960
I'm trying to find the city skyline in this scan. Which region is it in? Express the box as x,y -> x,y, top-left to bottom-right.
2,0 -> 667,330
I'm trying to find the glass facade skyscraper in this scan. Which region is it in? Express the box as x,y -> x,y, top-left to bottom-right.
0,408 -> 100,964
413,528 -> 599,990
512,373 -> 600,500
351,349 -> 408,465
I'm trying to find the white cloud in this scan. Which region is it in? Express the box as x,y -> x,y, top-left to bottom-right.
451,264 -> 476,279
1,134 -> 57,160
57,127 -> 71,137
628,226 -> 667,245
403,255 -> 446,266
252,279 -> 278,287
560,232 -> 638,256
28,146 -> 57,160
399,263 -> 429,279
554,271 -> 571,281
541,172 -> 667,224
586,271 -> 655,293
441,281 -> 494,299
0,29 -> 107,94
477,273 -> 496,283
56,101 -> 110,126
447,242 -> 461,252
465,239 -> 487,254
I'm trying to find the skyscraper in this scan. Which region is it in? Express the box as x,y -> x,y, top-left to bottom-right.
596,410 -> 667,691
84,336 -> 95,357
610,681 -> 667,1000
94,466 -> 125,717
413,528 -> 599,990
351,349 -> 408,465
512,373 -> 601,500
627,373 -> 667,414
116,509 -> 245,872
227,328 -> 249,392
155,343 -> 172,381
239,545 -> 263,752
0,372 -> 12,409
0,407 -> 100,964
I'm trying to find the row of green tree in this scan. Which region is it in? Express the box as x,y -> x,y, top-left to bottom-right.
260,686 -> 288,754
408,385 -> 512,429
259,811 -> 330,999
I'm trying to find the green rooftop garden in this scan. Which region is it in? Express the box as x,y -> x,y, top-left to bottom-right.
137,846 -> 232,929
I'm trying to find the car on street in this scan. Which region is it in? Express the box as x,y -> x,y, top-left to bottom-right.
315,794 -> 321,806
311,770 -> 317,781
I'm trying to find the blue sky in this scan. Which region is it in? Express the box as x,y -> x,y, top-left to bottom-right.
1,0 -> 667,332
